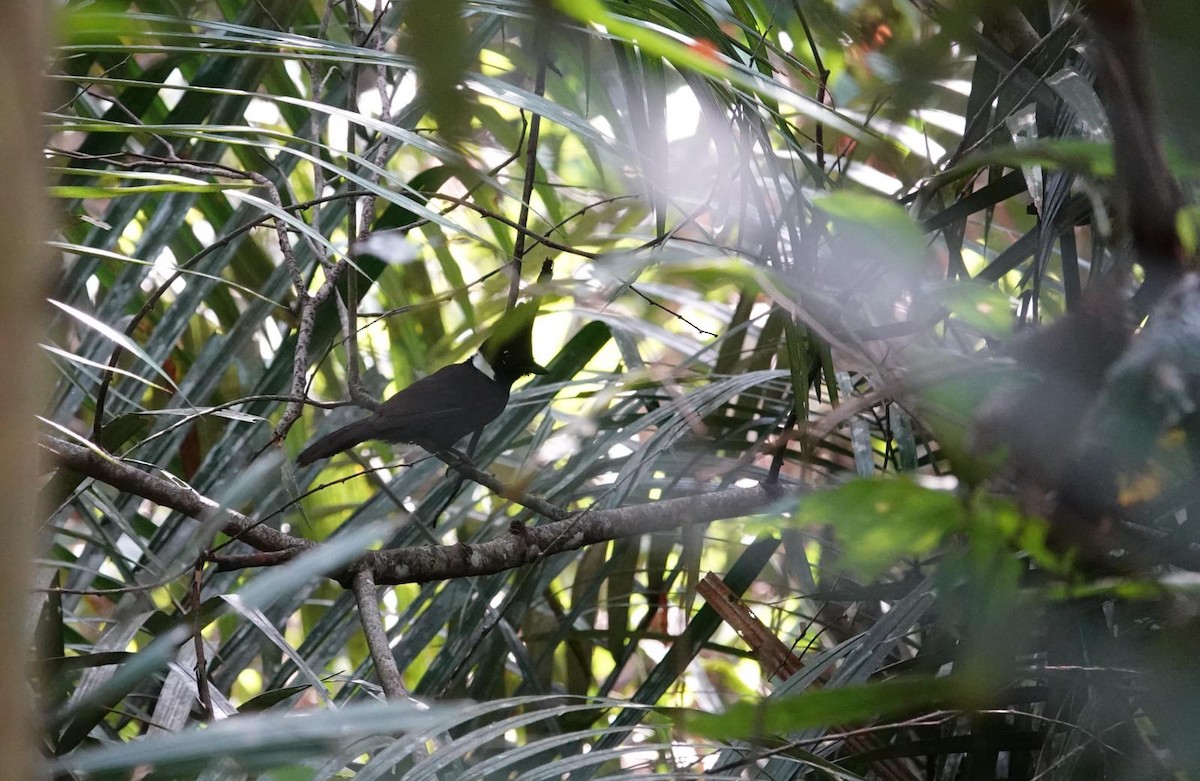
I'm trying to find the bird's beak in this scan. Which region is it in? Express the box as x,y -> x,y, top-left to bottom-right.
528,362 -> 549,376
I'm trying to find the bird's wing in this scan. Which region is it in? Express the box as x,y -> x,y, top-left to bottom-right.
374,362 -> 508,446
377,363 -> 499,416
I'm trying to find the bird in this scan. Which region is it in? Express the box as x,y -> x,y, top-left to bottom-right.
297,306 -> 547,466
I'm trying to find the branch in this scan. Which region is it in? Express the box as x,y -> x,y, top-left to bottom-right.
351,568 -> 408,700
42,436 -> 309,555
44,436 -> 807,588
363,484 -> 795,585
434,450 -> 571,521
507,28 -> 549,308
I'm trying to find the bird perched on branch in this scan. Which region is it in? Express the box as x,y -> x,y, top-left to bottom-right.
297,304 -> 547,466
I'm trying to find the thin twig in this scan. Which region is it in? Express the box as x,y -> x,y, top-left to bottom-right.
508,30 -> 549,307
627,284 -> 718,337
434,450 -> 570,521
191,561 -> 214,721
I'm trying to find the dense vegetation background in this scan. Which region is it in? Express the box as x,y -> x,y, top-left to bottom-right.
38,0 -> 1200,778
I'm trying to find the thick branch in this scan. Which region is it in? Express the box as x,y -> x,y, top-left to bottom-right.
363,484 -> 795,585
43,436 -> 309,555
45,435 -> 805,587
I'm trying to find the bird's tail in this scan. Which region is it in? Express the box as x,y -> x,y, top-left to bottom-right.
296,418 -> 372,466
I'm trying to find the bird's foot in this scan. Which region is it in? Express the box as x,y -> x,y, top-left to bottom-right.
435,447 -> 475,467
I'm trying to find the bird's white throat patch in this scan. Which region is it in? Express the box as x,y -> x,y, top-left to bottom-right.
471,351 -> 496,381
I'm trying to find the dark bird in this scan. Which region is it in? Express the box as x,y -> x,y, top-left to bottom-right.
297,306 -> 547,466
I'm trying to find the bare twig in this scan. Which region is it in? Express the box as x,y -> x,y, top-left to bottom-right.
208,549 -> 303,571
43,435 -> 309,555
435,450 -> 571,521
191,562 -> 214,721
427,192 -> 600,260
507,30 -> 549,307
627,284 -> 718,337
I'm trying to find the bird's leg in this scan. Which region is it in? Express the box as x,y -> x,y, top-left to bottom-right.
465,429 -> 484,461
434,431 -> 484,475
437,446 -> 476,467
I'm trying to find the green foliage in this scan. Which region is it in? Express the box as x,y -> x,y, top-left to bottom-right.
797,479 -> 966,579
926,281 -> 1015,337
684,675 -> 964,740
39,0 -> 1200,778
404,0 -> 472,140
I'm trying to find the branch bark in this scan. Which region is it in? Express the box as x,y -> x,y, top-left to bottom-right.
362,484 -> 794,585
351,568 -> 408,699
43,437 -> 310,555
44,435 -> 802,586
